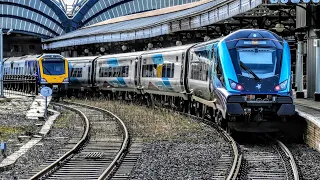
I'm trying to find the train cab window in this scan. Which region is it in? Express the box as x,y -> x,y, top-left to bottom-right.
42,59 -> 65,75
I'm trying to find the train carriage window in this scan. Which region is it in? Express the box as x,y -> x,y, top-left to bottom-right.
142,64 -> 157,77
190,61 -> 208,81
71,68 -> 82,77
122,66 -> 129,77
99,66 -> 129,77
98,68 -> 102,77
162,63 -> 175,78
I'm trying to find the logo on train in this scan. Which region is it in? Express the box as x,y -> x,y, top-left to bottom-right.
256,83 -> 262,90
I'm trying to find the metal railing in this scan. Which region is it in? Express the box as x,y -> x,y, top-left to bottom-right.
3,75 -> 38,96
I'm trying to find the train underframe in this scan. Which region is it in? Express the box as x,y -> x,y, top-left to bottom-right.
225,95 -> 296,132
65,88 -> 300,133
42,83 -> 68,101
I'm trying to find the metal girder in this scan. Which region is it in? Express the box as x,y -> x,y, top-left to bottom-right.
42,0 -> 264,49
0,0 -> 69,38
0,15 -> 60,36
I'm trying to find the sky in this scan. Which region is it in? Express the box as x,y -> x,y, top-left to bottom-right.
63,0 -> 75,6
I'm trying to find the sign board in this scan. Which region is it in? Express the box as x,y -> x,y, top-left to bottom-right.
1,142 -> 6,150
269,0 -> 320,3
40,87 -> 52,97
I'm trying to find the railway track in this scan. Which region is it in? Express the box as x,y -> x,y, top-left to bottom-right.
17,92 -> 298,179
27,102 -> 130,180
176,112 -> 242,180
236,135 -> 299,180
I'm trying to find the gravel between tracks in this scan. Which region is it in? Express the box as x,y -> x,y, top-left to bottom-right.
129,125 -> 231,179
287,144 -> 320,180
71,99 -> 232,179
0,108 -> 84,180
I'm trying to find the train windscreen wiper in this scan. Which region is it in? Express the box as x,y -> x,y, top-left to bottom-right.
239,61 -> 260,81
42,65 -> 52,75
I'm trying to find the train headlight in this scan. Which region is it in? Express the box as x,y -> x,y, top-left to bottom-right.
274,80 -> 288,91
229,79 -> 244,91
63,78 -> 69,82
41,78 -> 47,83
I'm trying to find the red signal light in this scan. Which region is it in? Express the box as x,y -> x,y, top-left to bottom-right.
237,85 -> 243,91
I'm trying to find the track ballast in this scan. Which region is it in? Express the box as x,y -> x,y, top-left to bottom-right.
28,102 -> 130,180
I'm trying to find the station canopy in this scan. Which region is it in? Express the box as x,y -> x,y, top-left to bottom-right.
42,0 -> 296,49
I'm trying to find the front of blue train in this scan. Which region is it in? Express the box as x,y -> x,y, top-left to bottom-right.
216,29 -> 295,132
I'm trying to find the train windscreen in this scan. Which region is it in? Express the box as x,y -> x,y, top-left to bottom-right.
237,48 -> 278,79
42,58 -> 65,75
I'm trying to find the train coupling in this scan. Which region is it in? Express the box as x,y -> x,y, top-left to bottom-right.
52,85 -> 59,92
244,107 -> 251,115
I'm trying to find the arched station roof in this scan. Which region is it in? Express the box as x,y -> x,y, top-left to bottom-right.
0,0 -> 69,38
71,0 -> 201,29
43,0 -> 266,49
0,0 -> 205,38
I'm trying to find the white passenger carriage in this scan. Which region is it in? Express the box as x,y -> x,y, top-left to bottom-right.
139,44 -> 194,100
95,52 -> 142,93
68,56 -> 98,93
4,55 -> 39,76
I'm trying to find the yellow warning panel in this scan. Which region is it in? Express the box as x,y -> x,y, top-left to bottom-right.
157,64 -> 163,78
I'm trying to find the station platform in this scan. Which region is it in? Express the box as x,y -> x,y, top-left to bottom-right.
292,90 -> 320,120
293,90 -> 320,152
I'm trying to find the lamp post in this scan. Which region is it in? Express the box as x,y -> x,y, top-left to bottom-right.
0,28 -> 3,98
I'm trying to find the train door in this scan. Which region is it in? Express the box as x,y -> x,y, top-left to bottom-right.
212,45 -> 218,92
92,58 -> 98,87
87,62 -> 91,85
134,57 -> 141,87
180,52 -> 185,92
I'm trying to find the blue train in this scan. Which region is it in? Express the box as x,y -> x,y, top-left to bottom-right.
67,29 -> 295,132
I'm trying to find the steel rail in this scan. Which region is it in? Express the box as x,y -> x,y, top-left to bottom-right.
173,111 -> 242,180
63,101 -> 130,180
276,139 -> 300,180
29,102 -> 91,180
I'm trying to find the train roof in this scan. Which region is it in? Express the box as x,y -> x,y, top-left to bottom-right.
221,29 -> 283,42
98,51 -> 144,60
5,54 -> 65,62
67,56 -> 99,62
141,43 -> 196,55
191,37 -> 224,48
5,55 -> 41,62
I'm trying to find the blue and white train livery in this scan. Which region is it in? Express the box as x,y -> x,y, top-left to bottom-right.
66,29 -> 295,132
